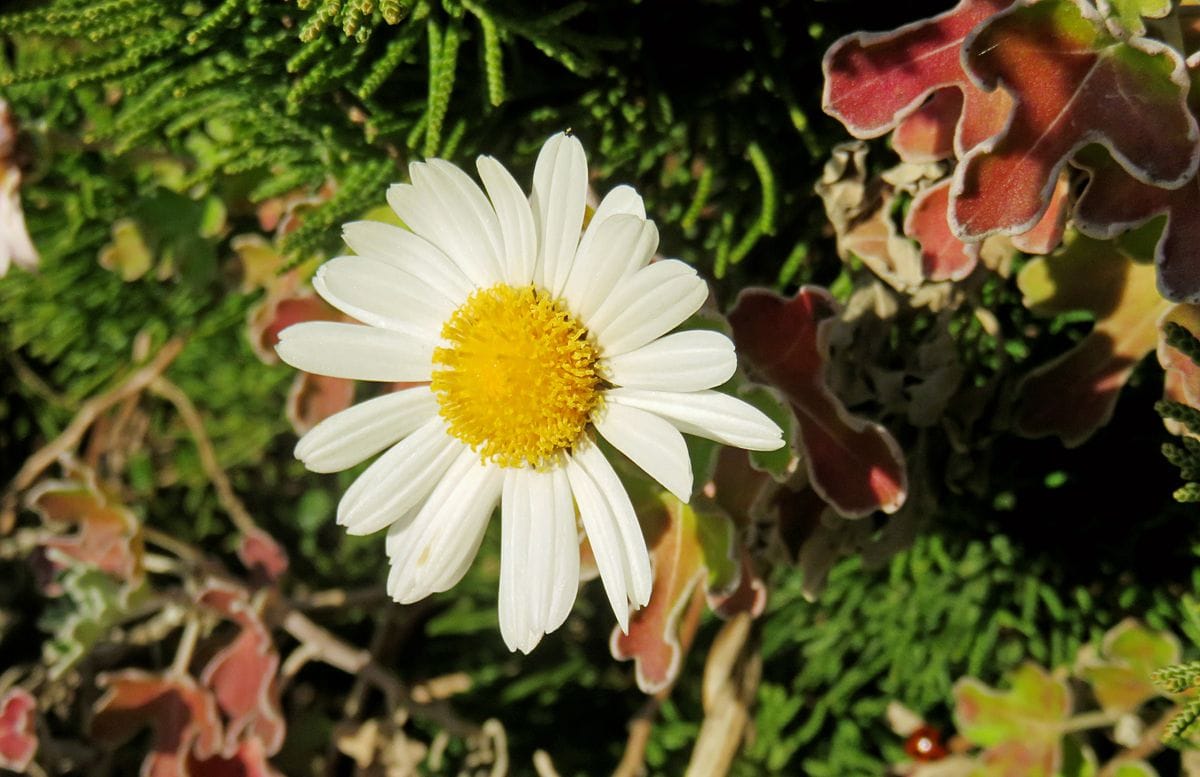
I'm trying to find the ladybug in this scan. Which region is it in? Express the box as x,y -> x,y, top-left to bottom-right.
904,725 -> 948,762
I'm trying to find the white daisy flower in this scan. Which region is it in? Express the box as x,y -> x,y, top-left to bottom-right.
276,132 -> 784,653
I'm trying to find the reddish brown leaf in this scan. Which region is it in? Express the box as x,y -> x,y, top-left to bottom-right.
610,497 -> 734,694
1016,233 -> 1170,446
255,180 -> 336,238
1010,172 -> 1070,256
707,549 -> 767,619
710,447 -> 773,526
247,291 -> 338,365
1075,147 -> 1200,303
91,670 -> 223,777
236,529 -> 289,584
26,474 -> 143,582
952,0 -> 1198,240
197,583 -> 285,758
728,287 -> 907,517
823,0 -> 1012,157
0,688 -> 37,772
903,180 -> 979,282
285,372 -> 356,435
246,283 -> 356,433
892,90 -> 962,163
187,738 -> 282,777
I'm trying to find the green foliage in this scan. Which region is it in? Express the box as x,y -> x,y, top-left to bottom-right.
1,0 -> 823,276
1158,322 -> 1200,501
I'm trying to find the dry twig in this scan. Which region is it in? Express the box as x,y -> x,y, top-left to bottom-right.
2,338 -> 184,531
149,375 -> 258,535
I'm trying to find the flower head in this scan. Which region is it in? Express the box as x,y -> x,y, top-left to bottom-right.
277,133 -> 784,652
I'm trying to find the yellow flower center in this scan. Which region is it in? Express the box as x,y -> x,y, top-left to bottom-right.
431,284 -> 601,468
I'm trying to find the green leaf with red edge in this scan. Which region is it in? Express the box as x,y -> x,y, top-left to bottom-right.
1074,143 -> 1200,303
1075,618 -> 1180,714
1015,232 -> 1170,446
823,0 -> 1013,157
1098,0 -> 1171,38
197,581 -> 286,758
951,0 -> 1198,240
904,180 -> 979,282
41,566 -> 148,680
232,234 -> 286,294
26,472 -> 143,582
728,287 -> 907,517
954,663 -> 1071,777
738,384 -> 796,480
0,688 -> 37,772
610,494 -> 742,694
91,669 -> 224,776
98,218 -> 154,281
1159,303 -> 1200,435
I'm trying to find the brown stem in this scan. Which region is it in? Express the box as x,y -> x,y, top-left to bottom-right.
294,585 -> 390,610
2,338 -> 184,530
5,350 -> 68,407
279,607 -> 479,738
148,376 -> 258,536
612,696 -> 664,777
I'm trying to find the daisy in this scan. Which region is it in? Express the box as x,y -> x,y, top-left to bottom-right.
276,132 -> 784,652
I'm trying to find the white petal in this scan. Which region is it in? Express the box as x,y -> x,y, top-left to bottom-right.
594,402 -> 693,502
561,215 -> 654,322
573,185 -> 655,303
313,256 -> 452,339
590,185 -> 647,224
386,175 -> 502,289
386,447 -> 502,603
337,419 -> 460,535
607,388 -> 784,451
498,468 -> 581,653
565,454 -> 629,630
275,322 -> 433,382
294,386 -> 439,473
341,221 -> 473,304
423,158 -> 506,272
573,441 -> 652,608
498,470 -> 534,652
477,155 -> 538,286
588,260 -> 710,357
604,329 -> 736,392
544,466 -> 580,632
530,133 -> 588,296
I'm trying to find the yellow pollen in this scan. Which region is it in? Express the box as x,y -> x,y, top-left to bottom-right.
431,284 -> 601,469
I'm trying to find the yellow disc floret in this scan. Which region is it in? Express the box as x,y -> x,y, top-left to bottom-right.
431,284 -> 601,469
